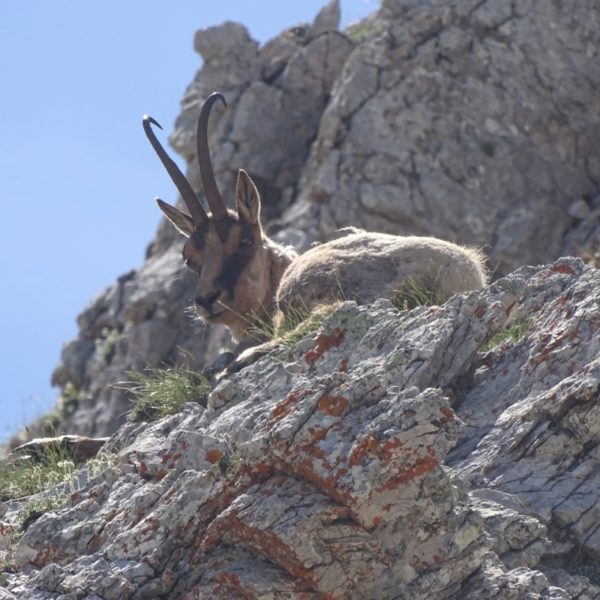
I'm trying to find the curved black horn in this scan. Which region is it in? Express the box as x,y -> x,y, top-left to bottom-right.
143,115 -> 207,225
197,92 -> 228,220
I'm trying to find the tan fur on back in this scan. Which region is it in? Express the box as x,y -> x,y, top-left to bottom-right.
276,232 -> 487,316
149,96 -> 489,357
148,95 -> 490,367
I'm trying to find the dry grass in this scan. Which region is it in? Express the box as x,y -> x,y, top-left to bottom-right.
127,365 -> 212,422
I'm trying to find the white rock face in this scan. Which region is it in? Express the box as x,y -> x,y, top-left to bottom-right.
25,0 -> 599,444
6,0 -> 600,595
5,258 -> 600,598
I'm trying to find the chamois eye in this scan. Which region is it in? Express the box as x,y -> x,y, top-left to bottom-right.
240,236 -> 253,247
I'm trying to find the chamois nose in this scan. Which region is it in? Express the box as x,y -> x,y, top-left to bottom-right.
195,290 -> 221,311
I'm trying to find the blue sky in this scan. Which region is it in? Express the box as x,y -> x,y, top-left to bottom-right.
0,1 -> 376,441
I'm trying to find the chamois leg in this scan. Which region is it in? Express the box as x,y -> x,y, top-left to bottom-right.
203,333 -> 273,380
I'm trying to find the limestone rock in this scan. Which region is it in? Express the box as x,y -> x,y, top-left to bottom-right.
284,0 -> 600,275
5,258 -> 600,598
8,2 -> 600,595
25,0 -> 598,445
17,3 -> 353,443
310,0 -> 341,37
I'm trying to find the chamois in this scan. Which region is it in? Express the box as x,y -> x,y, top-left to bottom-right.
144,93 -> 487,366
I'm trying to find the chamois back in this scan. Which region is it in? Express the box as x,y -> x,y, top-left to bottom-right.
145,92 -> 489,364
276,232 -> 487,317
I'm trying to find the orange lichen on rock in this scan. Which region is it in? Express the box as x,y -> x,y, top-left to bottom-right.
348,435 -> 379,467
268,390 -> 303,425
33,544 -> 68,568
205,449 -> 222,464
376,454 -> 438,492
347,434 -> 439,492
337,357 -> 349,372
530,332 -> 568,368
154,468 -> 169,481
214,571 -> 242,591
439,406 -> 455,423
231,462 -> 273,488
298,429 -> 328,461
304,327 -> 346,365
221,512 -> 327,593
139,517 -> 162,541
292,458 -> 352,508
318,394 -> 349,417
551,264 -> 576,275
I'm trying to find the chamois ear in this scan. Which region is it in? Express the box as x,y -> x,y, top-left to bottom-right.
235,169 -> 261,225
156,198 -> 195,237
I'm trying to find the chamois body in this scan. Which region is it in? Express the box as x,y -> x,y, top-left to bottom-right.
277,232 -> 487,317
144,92 -> 488,367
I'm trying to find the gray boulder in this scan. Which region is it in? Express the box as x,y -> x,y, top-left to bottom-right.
284,0 -> 600,275
4,258 -> 600,598
26,0 -> 599,444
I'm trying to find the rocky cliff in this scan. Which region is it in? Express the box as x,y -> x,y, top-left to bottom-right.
30,0 -> 599,443
4,258 -> 600,598
3,1 -> 600,597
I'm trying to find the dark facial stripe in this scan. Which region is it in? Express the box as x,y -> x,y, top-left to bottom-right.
190,225 -> 208,250
214,219 -> 233,243
216,221 -> 255,297
217,252 -> 252,297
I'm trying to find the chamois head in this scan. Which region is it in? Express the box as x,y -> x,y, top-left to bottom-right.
143,93 -> 271,341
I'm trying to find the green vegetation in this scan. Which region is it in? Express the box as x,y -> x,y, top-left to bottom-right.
2,448 -> 74,538
86,450 -> 122,480
346,18 -> 383,43
0,446 -> 121,539
481,318 -> 531,352
243,301 -> 343,359
391,278 -> 448,311
0,447 -> 76,503
272,302 -> 343,347
127,365 -> 212,422
95,326 -> 121,364
60,381 -> 87,418
14,496 -> 65,534
218,451 -> 242,477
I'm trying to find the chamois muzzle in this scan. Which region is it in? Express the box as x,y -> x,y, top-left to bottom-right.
195,290 -> 222,314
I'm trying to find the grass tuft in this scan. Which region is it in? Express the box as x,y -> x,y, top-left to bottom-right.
0,445 -> 75,537
274,302 -> 343,347
346,17 -> 383,43
1,446 -> 121,542
481,318 -> 531,352
14,496 -> 65,533
246,302 -> 343,353
391,277 -> 449,311
0,447 -> 76,503
127,365 -> 212,422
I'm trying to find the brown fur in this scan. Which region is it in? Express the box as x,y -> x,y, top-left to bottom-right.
161,175 -> 487,352
277,232 -> 488,317
149,98 -> 487,363
159,171 -> 298,343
